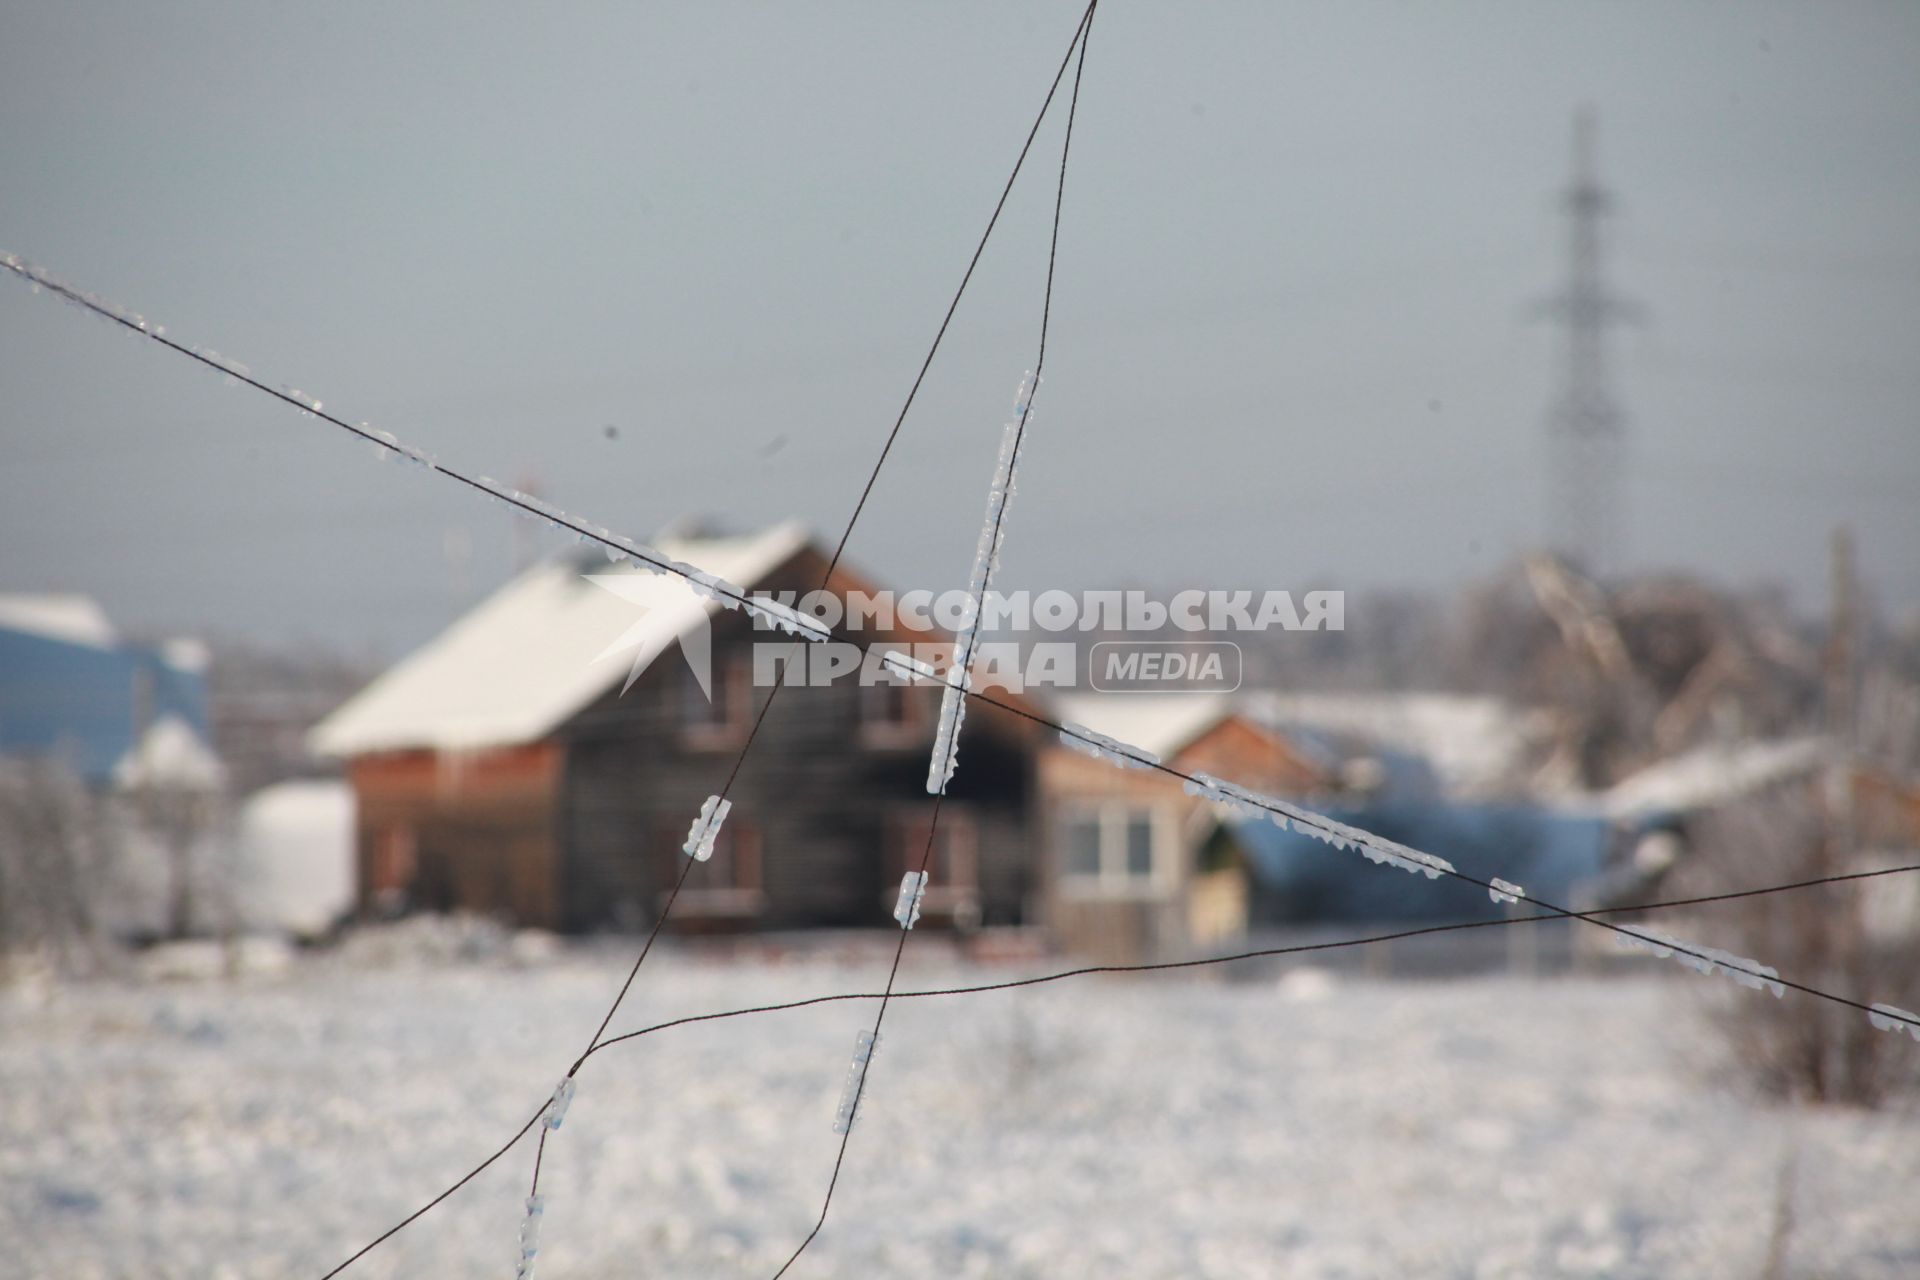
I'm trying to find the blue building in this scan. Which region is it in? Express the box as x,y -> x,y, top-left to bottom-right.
0,595 -> 216,786
1233,799 -> 1623,926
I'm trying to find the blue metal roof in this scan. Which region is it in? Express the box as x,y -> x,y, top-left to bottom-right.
1234,800 -> 1621,924
0,625 -> 209,784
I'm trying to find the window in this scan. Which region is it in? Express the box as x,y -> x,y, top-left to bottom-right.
1057,805 -> 1166,895
858,667 -> 923,745
860,678 -> 912,727
887,806 -> 979,924
682,656 -> 751,748
1064,817 -> 1102,878
1124,813 -> 1154,878
660,817 -> 762,917
368,824 -> 417,911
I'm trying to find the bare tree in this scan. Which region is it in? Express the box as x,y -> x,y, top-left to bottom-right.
0,760 -> 121,976
1693,791 -> 1919,1107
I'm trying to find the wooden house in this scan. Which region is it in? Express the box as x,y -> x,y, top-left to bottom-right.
311,523 -> 1045,934
312,524 -> 1336,958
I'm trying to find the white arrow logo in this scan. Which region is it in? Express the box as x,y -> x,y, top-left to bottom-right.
584,573 -> 715,700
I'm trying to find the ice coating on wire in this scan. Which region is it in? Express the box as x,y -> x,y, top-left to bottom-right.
0,252 -> 834,647
746,593 -> 834,643
1867,1003 -> 1920,1043
514,1194 -> 544,1280
927,372 -> 1038,794
881,649 -> 939,684
926,666 -> 973,796
544,1077 -> 575,1131
1179,772 -> 1455,880
1180,772 -> 1274,821
2,252 -> 156,335
1059,721 -> 1161,771
832,1029 -> 880,1134
894,871 -> 928,930
683,795 -> 732,862
635,555 -> 829,642
1489,878 -> 1526,905
1613,926 -> 1786,996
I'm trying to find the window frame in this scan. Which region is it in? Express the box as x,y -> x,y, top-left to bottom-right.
681,655 -> 753,750
368,823 -> 418,909
657,815 -> 765,918
885,804 -> 980,923
1054,802 -> 1173,899
856,666 -> 926,747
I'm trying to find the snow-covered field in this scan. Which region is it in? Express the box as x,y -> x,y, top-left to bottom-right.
3,933 -> 1916,1280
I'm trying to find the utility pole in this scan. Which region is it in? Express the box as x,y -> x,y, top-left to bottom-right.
1536,107 -> 1639,577
1824,526 -> 1857,860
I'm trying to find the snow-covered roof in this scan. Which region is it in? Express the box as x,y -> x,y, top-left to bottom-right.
1049,691 -> 1239,760
1600,736 -> 1830,820
114,714 -> 227,791
0,593 -> 117,648
309,522 -> 809,757
160,636 -> 211,674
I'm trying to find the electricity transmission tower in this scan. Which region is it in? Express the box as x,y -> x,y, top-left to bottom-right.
1535,107 -> 1640,577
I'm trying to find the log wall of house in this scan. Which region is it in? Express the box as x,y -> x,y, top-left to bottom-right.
557,548 -> 1041,933
347,742 -> 563,926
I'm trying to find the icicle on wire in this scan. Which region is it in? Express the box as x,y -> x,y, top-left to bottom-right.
0,252 -> 829,645
1051,717 -> 1520,895
1051,724 -> 1920,1025
1612,926 -> 1786,996
1868,1004 -> 1920,1043
513,1194 -> 544,1280
683,795 -> 733,862
893,872 -> 928,930
542,1077 -> 576,1130
1179,770 -> 1463,882
1058,720 -> 1160,771
881,649 -> 938,685
831,1029 -> 880,1134
510,1078 -> 576,1278
1489,878 -> 1526,905
926,371 -> 1038,795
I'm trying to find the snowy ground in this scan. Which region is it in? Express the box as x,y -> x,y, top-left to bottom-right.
2,931 -> 1917,1280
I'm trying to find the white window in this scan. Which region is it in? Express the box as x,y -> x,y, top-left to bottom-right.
1057,805 -> 1167,895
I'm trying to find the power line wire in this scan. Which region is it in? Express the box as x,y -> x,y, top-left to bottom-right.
992,690 -> 1915,1020
13,224 -> 1917,1264
7,4 -> 1914,1266
0,0 -> 1105,1096
767,12 -> 1097,1277
153,4 -> 1112,1274
555,1 -> 1102,1236
314,858 -> 1920,1272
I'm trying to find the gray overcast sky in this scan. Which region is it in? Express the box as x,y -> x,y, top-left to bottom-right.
3,1 -> 1917,657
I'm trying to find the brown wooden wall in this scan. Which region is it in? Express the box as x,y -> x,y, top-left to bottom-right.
556,546 -> 1044,933
348,742 -> 563,927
